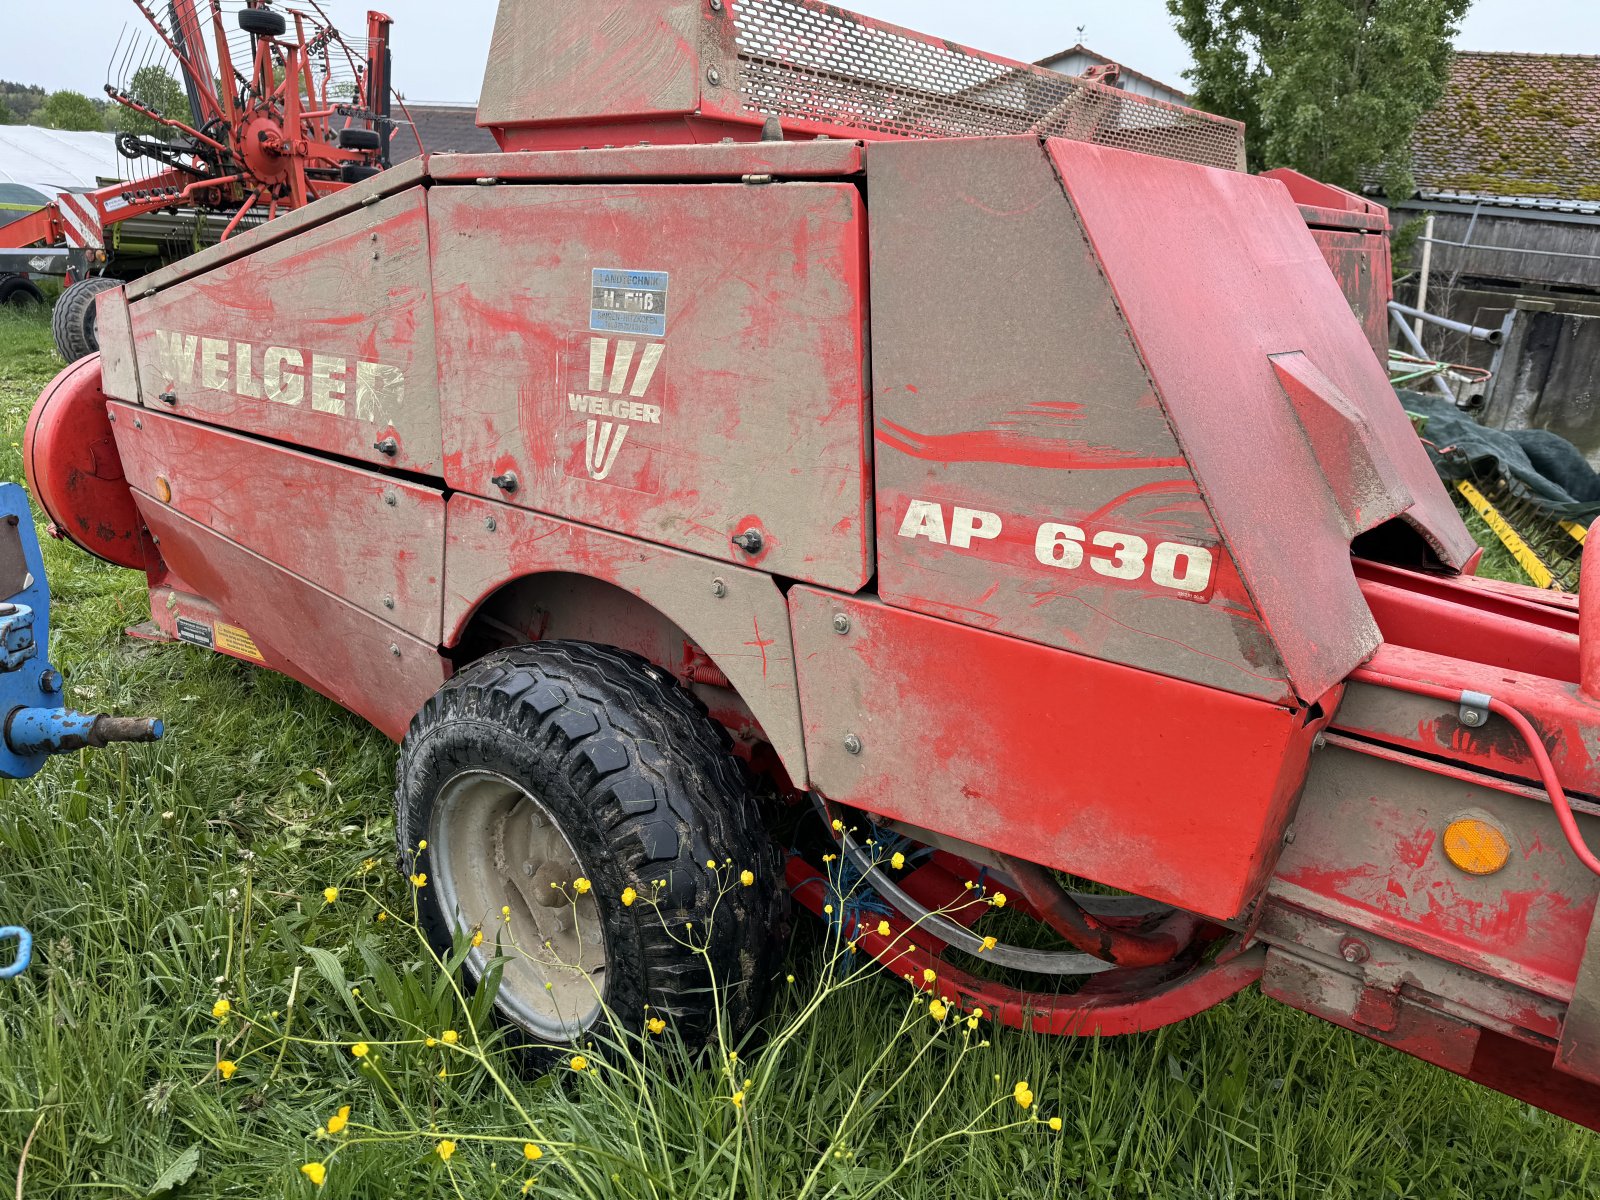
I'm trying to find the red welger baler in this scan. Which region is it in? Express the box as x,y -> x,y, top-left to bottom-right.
27,0 -> 1600,1124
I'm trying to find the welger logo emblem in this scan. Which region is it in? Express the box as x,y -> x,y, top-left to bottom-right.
567,336 -> 665,482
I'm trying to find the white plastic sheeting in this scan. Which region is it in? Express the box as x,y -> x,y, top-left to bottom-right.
0,126 -> 123,192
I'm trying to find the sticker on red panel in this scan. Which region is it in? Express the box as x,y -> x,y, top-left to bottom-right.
590,268 -> 668,337
563,332 -> 666,492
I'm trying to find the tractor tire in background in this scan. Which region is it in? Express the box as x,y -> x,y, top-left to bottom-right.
237,6 -> 287,37
51,277 -> 122,363
337,128 -> 382,151
396,641 -> 784,1061
0,277 -> 45,308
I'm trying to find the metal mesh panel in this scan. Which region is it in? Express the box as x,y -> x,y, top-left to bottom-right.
726,0 -> 1244,171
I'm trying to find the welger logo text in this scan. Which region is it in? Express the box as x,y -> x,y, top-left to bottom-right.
568,336 -> 665,482
152,330 -> 406,425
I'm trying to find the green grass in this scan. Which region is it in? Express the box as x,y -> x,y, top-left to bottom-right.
0,302 -> 1596,1197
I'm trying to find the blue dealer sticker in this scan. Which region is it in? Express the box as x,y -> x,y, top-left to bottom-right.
590,268 -> 669,336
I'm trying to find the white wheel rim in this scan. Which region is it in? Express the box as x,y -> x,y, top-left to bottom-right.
429,769 -> 607,1040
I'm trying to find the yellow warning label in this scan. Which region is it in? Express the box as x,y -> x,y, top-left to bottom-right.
214,621 -> 265,663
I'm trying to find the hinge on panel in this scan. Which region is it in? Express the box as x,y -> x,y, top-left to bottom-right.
741,173 -> 773,185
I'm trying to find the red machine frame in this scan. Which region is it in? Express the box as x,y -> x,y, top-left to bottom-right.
26,0 -> 1600,1133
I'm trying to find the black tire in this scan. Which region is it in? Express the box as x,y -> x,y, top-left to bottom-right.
51,276 -> 121,362
339,163 -> 381,184
396,641 -> 784,1061
0,277 -> 45,308
237,6 -> 286,37
337,127 -> 382,151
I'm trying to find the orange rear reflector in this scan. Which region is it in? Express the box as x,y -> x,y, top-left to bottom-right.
1443,817 -> 1511,876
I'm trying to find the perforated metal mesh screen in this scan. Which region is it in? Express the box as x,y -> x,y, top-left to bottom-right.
725,0 -> 1244,171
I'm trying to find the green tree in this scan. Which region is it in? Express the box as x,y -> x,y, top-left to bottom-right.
113,66 -> 189,136
37,90 -> 103,132
1167,0 -> 1471,198
0,98 -> 14,126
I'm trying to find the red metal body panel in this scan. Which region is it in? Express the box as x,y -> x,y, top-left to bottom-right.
110,404 -> 445,642
1053,139 -> 1475,695
426,142 -> 864,183
95,289 -> 142,405
788,585 -> 1322,920
129,499 -> 445,740
125,188 -> 439,474
429,180 -> 871,590
866,136 -> 1290,704
25,357 -> 153,571
444,493 -> 807,781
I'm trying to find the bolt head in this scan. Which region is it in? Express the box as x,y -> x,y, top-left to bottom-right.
843,733 -> 862,756
1338,937 -> 1369,964
1461,709 -> 1482,726
712,578 -> 728,598
389,644 -> 401,658
706,65 -> 722,86
485,516 -> 497,532
38,668 -> 61,694
383,595 -> 395,609
384,490 -> 398,507
832,613 -> 850,635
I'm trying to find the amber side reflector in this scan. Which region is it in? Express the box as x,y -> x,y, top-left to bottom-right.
1443,817 -> 1511,876
155,476 -> 172,503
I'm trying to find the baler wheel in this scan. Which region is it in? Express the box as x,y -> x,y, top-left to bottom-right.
237,6 -> 286,38
396,641 -> 784,1060
50,277 -> 121,363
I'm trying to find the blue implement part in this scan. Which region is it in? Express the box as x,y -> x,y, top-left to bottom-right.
0,482 -> 162,779
0,926 -> 31,979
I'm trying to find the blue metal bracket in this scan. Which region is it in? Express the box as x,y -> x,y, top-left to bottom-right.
0,482 -> 163,976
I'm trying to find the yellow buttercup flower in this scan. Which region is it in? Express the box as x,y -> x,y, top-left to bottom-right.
436,1140 -> 456,1162
211,997 -> 231,1020
501,905 -> 512,920
573,877 -> 592,895
981,935 -> 997,951
418,839 -> 428,850
300,1162 -> 326,1187
922,967 -> 937,984
731,1090 -> 746,1107
890,852 -> 905,870
523,1143 -> 542,1161
1013,1080 -> 1034,1109
471,929 -> 483,948
216,1060 -> 237,1080
646,1017 -> 666,1035
442,1030 -> 459,1045
521,1180 -> 536,1195
409,872 -> 427,888
876,920 -> 890,937
351,1042 -> 369,1058
621,886 -> 637,907
831,818 -> 843,831
425,1036 -> 437,1048
326,1105 -> 350,1135
992,892 -> 1008,909
740,869 -> 755,887
929,998 -> 947,1020
322,886 -> 338,904
569,1055 -> 588,1072
1049,1116 -> 1063,1132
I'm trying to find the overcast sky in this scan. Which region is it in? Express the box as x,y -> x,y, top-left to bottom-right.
3,1 -> 1596,106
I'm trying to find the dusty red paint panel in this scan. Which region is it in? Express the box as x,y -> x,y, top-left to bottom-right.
126,187 -> 441,474
426,142 -> 863,184
444,494 -> 808,783
110,403 -> 445,642
94,287 -> 141,405
789,585 -> 1319,921
1052,138 -> 1474,694
1270,744 -> 1599,1002
130,498 -> 446,740
866,136 -> 1291,704
1334,641 -> 1600,802
429,181 -> 871,591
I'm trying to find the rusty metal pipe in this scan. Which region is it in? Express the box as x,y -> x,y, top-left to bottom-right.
994,854 -> 1203,968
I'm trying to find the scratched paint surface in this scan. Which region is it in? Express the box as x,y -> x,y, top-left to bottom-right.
430,181 -> 871,592
111,402 -> 446,642
866,136 -> 1291,703
789,585 -> 1311,920
126,188 -> 441,474
95,288 -> 141,405
1055,139 -> 1476,700
445,494 -> 807,782
1272,745 -> 1598,1003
